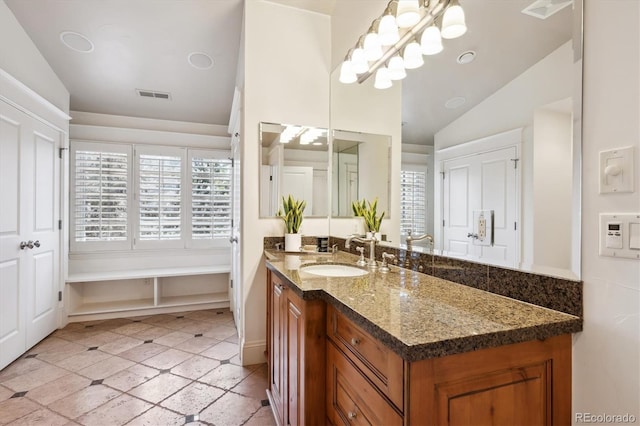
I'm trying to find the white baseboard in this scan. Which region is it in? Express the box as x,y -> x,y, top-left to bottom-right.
241,338 -> 267,366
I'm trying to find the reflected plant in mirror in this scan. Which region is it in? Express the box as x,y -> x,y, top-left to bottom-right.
331,0 -> 583,280
259,122 -> 329,218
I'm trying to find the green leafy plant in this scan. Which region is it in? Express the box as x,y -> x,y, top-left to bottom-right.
352,197 -> 385,233
277,195 -> 306,234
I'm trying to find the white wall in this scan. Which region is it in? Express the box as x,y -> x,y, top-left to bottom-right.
573,1 -> 640,421
0,2 -> 69,114
241,0 -> 331,363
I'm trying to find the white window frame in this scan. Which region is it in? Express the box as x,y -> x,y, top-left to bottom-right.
134,145 -> 187,250
400,164 -> 428,237
70,141 -> 133,252
187,149 -> 233,249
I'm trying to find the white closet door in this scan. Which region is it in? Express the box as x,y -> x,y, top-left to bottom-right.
0,102 -> 60,369
442,146 -> 518,267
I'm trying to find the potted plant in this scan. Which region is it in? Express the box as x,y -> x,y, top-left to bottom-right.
352,198 -> 385,239
277,195 -> 306,251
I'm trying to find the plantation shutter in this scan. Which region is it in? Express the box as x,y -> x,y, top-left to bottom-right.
400,170 -> 427,234
138,152 -> 182,241
191,156 -> 232,239
73,150 -> 128,242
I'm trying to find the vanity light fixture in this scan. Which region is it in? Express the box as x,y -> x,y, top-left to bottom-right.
339,0 -> 468,88
280,125 -> 302,143
387,54 -> 407,80
374,66 -> 393,89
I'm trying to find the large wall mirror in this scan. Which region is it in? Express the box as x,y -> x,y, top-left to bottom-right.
331,129 -> 391,217
330,0 -> 583,280
259,122 -> 329,218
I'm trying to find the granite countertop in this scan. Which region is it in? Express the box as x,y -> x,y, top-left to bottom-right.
264,250 -> 582,362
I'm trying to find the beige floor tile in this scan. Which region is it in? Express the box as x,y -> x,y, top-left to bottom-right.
140,314 -> 175,325
153,331 -> 193,347
112,322 -> 154,336
203,325 -> 237,341
48,385 -> 120,419
118,343 -> 167,363
125,406 -> 184,426
0,358 -> 48,383
231,365 -> 268,400
162,318 -> 200,331
141,348 -> 192,370
103,364 -> 159,392
244,406 -> 277,426
27,337 -> 73,354
184,311 -> 217,322
171,355 -> 220,381
75,331 -> 123,348
178,322 -> 215,335
128,373 -> 190,404
98,336 -> 144,355
0,397 -> 43,424
0,384 -> 13,402
160,381 -> 224,415
177,336 -> 218,354
76,394 -> 153,426
2,364 -> 68,392
53,329 -> 104,343
90,318 -> 133,331
35,342 -> 87,364
199,392 -> 261,426
224,334 -> 239,344
26,373 -> 91,406
77,355 -> 134,380
200,341 -> 238,361
6,407 -> 69,426
130,326 -> 173,341
52,350 -> 112,372
198,364 -> 253,390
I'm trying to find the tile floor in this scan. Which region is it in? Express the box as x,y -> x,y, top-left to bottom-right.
0,310 -> 276,426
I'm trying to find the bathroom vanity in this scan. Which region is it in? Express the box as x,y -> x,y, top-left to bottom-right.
264,250 -> 581,426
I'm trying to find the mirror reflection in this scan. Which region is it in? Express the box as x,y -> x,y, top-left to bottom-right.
259,122 -> 329,218
331,130 -> 391,218
332,0 -> 582,279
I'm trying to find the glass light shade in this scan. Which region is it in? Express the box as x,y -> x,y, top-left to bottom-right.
374,67 -> 392,90
363,32 -> 383,61
378,14 -> 400,46
420,25 -> 443,55
351,47 -> 369,74
339,60 -> 357,84
403,41 -> 424,69
396,0 -> 420,28
441,4 -> 467,39
387,55 -> 406,80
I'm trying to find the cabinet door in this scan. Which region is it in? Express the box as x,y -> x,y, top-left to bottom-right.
287,298 -> 302,426
269,278 -> 286,425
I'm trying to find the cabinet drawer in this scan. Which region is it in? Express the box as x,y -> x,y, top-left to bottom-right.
327,341 -> 403,426
327,305 -> 404,410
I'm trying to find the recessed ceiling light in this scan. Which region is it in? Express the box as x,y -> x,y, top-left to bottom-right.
60,31 -> 94,53
445,96 -> 466,109
522,0 -> 573,19
188,52 -> 214,70
457,50 -> 476,64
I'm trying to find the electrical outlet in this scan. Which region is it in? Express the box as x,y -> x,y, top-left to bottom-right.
478,217 -> 486,240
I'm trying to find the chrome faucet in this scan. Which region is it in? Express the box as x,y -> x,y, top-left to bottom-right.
405,230 -> 434,253
345,234 -> 378,269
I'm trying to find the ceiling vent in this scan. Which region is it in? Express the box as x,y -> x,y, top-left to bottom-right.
522,0 -> 572,20
136,89 -> 171,100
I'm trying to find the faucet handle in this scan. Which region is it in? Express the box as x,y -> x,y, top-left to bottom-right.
380,252 -> 396,273
355,246 -> 367,267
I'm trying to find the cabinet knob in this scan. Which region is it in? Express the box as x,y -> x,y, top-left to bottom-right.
350,337 -> 360,346
348,411 -> 357,420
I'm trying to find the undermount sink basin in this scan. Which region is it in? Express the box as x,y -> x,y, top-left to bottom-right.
301,264 -> 368,277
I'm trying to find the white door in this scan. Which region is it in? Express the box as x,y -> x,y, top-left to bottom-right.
230,130 -> 242,331
281,166 -> 314,212
442,146 -> 518,267
0,102 -> 60,369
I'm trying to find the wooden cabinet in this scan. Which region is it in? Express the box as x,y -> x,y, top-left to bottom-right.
266,270 -> 325,425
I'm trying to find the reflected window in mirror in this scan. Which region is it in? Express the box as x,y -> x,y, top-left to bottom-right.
259,122 -> 329,218
331,130 -> 391,219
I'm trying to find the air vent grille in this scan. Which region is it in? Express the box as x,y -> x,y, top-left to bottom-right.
136,89 -> 171,100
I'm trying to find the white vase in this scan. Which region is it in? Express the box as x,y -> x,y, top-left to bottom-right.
365,231 -> 373,239
374,232 -> 382,241
284,233 -> 302,252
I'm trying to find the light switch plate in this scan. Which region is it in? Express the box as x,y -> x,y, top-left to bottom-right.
599,213 -> 640,259
599,146 -> 635,193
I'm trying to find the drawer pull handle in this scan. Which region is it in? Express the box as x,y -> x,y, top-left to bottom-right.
348,411 -> 357,420
350,337 -> 360,346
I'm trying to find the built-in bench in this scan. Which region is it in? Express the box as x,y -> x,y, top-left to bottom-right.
65,265 -> 231,322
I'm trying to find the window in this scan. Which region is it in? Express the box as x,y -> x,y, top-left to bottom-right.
70,141 -> 232,252
400,170 -> 427,235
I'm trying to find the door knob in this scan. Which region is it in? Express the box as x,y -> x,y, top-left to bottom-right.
33,240 -> 40,248
19,241 -> 32,250
467,233 -> 479,239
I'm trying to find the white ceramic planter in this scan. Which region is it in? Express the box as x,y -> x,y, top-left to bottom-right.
284,233 -> 302,252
